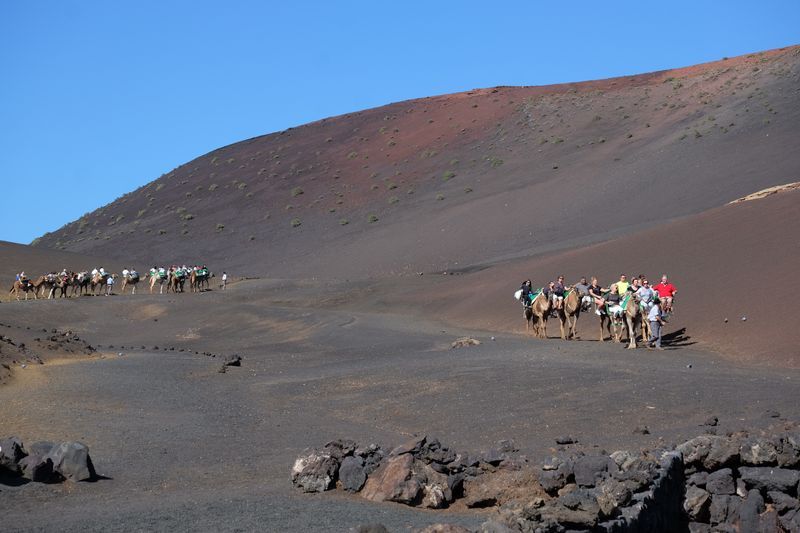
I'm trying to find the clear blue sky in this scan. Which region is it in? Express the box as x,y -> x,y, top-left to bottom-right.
2,1 -> 798,244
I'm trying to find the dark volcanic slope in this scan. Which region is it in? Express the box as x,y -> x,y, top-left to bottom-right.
35,46 -> 800,278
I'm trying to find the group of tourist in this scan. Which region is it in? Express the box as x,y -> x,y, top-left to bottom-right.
518,274 -> 678,349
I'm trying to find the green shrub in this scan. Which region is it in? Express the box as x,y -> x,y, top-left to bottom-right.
209,184 -> 218,191
339,218 -> 349,226
291,187 -> 304,197
388,196 -> 399,204
291,218 -> 302,227
436,194 -> 445,201
238,182 -> 247,189
216,223 -> 225,231
158,229 -> 167,235
442,170 -> 456,181
464,187 -> 473,193
367,214 -> 379,223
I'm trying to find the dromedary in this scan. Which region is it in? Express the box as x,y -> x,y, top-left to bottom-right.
149,270 -> 168,294
91,272 -> 110,295
169,269 -> 187,293
528,291 -> 552,339
189,268 -> 210,293
38,274 -> 59,299
9,279 -> 38,301
610,293 -> 643,349
72,272 -> 92,296
121,272 -> 140,294
556,288 -> 581,340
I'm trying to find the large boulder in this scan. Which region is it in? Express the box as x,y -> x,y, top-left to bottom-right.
738,466 -> 800,493
46,441 -> 96,481
738,489 -> 765,532
740,437 -> 779,466
709,494 -> 741,526
339,456 -> 367,492
706,468 -> 735,495
704,436 -> 740,470
0,436 -> 27,475
361,453 -> 421,504
572,454 -> 616,487
291,449 -> 339,492
18,454 -> 54,482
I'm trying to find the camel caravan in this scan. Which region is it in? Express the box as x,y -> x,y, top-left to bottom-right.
8,265 -> 214,301
515,274 -> 677,350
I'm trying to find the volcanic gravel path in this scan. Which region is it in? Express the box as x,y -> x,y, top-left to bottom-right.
1,282 -> 798,531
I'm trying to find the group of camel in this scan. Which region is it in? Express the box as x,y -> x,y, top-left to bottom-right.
522,288 -> 653,349
8,268 -> 212,301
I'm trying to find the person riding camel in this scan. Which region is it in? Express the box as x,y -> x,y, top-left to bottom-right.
552,276 -> 566,310
519,279 -> 534,306
628,277 -> 640,293
573,277 -> 592,311
636,278 -> 656,313
615,274 -> 630,295
654,275 -> 677,312
589,277 -> 606,314
604,284 -> 624,321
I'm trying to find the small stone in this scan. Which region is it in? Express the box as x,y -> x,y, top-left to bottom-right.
555,436 -> 577,445
706,468 -> 735,495
741,316 -> 747,321
703,416 -> 719,427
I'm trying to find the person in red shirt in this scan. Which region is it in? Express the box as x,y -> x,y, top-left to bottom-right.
654,275 -> 677,312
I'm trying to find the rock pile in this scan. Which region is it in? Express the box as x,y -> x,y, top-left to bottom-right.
297,424 -> 800,532
678,427 -> 800,532
0,436 -> 97,483
291,436 -> 536,510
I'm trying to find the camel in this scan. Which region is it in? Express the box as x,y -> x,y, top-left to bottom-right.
189,268 -> 210,293
71,272 -> 92,296
91,272 -> 110,295
169,269 -> 187,293
149,270 -> 168,294
37,273 -> 59,299
121,272 -> 141,294
9,279 -> 38,301
52,273 -> 73,298
528,291 -> 552,339
620,293 -> 644,349
556,288 -> 581,340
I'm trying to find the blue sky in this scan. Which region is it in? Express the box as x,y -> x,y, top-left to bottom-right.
2,1 -> 799,244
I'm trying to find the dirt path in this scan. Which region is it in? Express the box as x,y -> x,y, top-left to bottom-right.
2,284 -> 798,531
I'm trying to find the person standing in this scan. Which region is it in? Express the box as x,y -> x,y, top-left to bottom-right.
106,274 -> 115,296
222,271 -> 228,290
648,301 -> 666,350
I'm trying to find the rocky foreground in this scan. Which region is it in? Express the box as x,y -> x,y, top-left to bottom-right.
293,423 -> 800,532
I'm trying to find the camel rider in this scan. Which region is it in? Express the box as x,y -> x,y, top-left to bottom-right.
129,269 -> 139,281
615,274 -> 629,294
636,278 -> 656,313
158,267 -> 167,279
552,276 -> 566,310
654,275 -> 677,312
122,268 -> 129,280
574,277 -> 592,311
628,278 -> 640,293
589,277 -> 605,313
91,267 -> 98,277
519,280 -> 534,306
604,284 -> 624,320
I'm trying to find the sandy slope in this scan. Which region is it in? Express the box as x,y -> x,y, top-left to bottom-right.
406,187 -> 800,366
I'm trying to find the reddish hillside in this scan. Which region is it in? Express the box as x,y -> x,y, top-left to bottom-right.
405,186 -> 800,366
34,46 -> 800,279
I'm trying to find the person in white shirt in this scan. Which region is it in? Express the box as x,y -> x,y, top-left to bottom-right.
106,274 -> 115,295
221,272 -> 228,290
647,301 -> 665,350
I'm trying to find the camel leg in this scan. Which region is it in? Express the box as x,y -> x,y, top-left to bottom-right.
626,316 -> 637,349
559,315 -> 566,340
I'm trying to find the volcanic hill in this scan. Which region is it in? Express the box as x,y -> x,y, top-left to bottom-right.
33,46 -> 800,279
